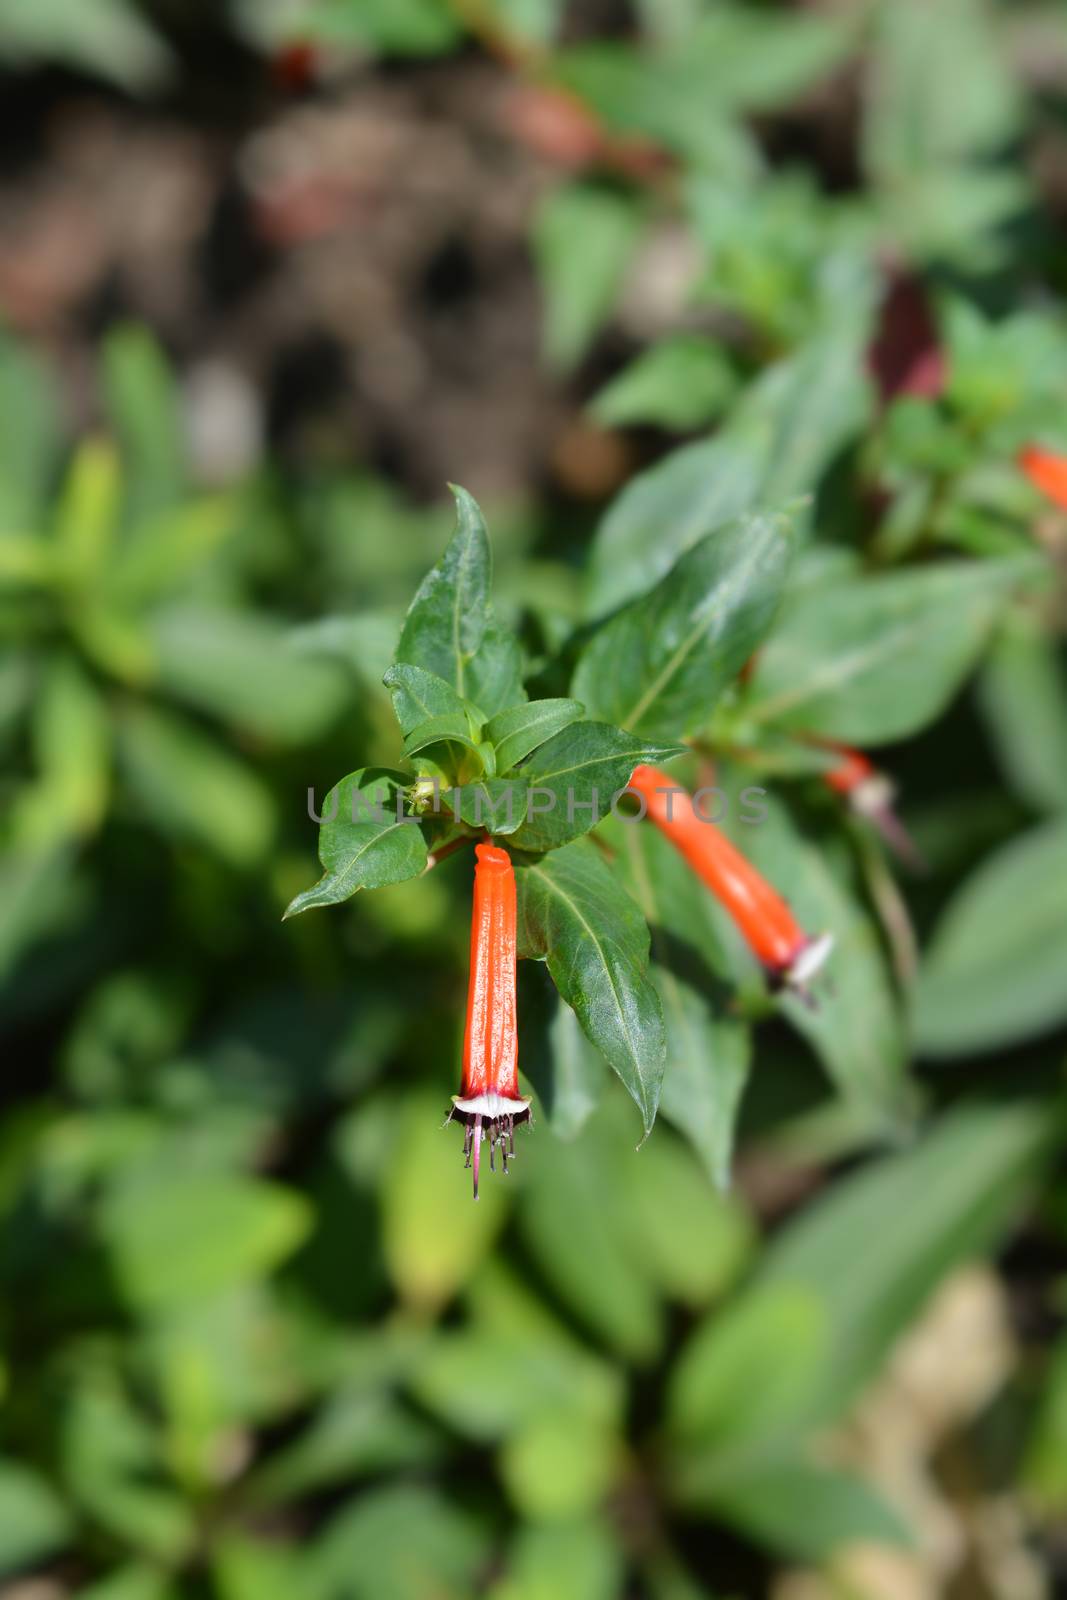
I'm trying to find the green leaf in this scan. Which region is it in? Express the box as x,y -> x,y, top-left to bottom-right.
402,712 -> 484,780
214,1538 -> 317,1600
943,300 -> 1067,430
150,606 -> 350,743
0,1459 -> 73,1576
746,558 -> 1032,744
383,662 -> 475,739
739,790 -> 911,1127
11,653 -> 111,848
308,1484 -> 487,1600
403,712 -> 481,756
0,845 -> 80,986
613,821 -> 751,1186
102,324 -> 183,524
100,1172 -> 312,1312
295,610 -> 402,695
867,0 -> 1020,173
515,840 -> 665,1131
612,1117 -> 752,1308
501,1411 -> 621,1519
60,1372 -> 194,1561
284,768 -> 428,918
585,326 -> 870,617
518,1115 -> 663,1361
484,0 -> 565,49
552,5 -> 852,163
118,705 -> 275,867
1025,1331 -> 1067,1512
106,498 -> 237,608
382,1090 -> 509,1308
249,1380 -> 442,1505
977,614 -> 1067,813
0,0 -> 173,90
54,438 -> 120,585
521,981 -> 608,1140
448,776 -> 528,835
759,1100 -> 1054,1422
862,0 -> 1026,264
584,438 -> 762,621
590,335 -> 738,431
506,721 -> 684,852
501,1519 -> 623,1600
394,485 -> 524,717
915,818 -> 1067,1056
656,985 -> 750,1192
573,508 -> 793,739
532,181 -> 645,373
487,697 -> 585,773
0,330 -> 60,529
412,1284 -> 621,1445
709,1460 -> 911,1560
671,4 -> 855,115
668,1284 -> 828,1459
79,1564 -> 180,1600
300,0 -> 462,56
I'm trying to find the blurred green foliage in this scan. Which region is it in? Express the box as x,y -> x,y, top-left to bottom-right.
3,1 -> 1067,1596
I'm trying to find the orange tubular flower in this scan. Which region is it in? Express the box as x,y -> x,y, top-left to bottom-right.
629,765 -> 832,994
1019,445 -> 1067,511
450,842 -> 530,1198
820,742 -> 922,869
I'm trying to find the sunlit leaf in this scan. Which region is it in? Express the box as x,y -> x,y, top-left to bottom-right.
284,769 -> 427,917
573,508 -> 793,739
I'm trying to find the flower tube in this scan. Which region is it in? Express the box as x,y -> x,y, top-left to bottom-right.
629,765 -> 832,993
450,841 -> 529,1198
1019,445 -> 1067,510
821,742 -> 921,869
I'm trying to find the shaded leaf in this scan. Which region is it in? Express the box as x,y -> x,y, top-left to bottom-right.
518,1119 -> 663,1361
668,1284 -> 828,1457
759,1100 -> 1054,1421
151,606 -> 350,743
448,776 -> 528,836
613,819 -> 751,1186
308,1484 -> 486,1600
520,978 -> 608,1141
746,558 -> 1032,744
709,1460 -> 911,1560
739,790 -> 911,1127
501,1519 -> 623,1600
118,705 -> 275,868
915,818 -> 1067,1055
100,1173 -> 312,1312
516,840 -> 665,1131
0,1459 -> 73,1576
382,1090 -> 509,1308
977,613 -> 1067,813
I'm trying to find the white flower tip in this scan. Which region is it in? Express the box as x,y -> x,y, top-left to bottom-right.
787,932 -> 834,988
